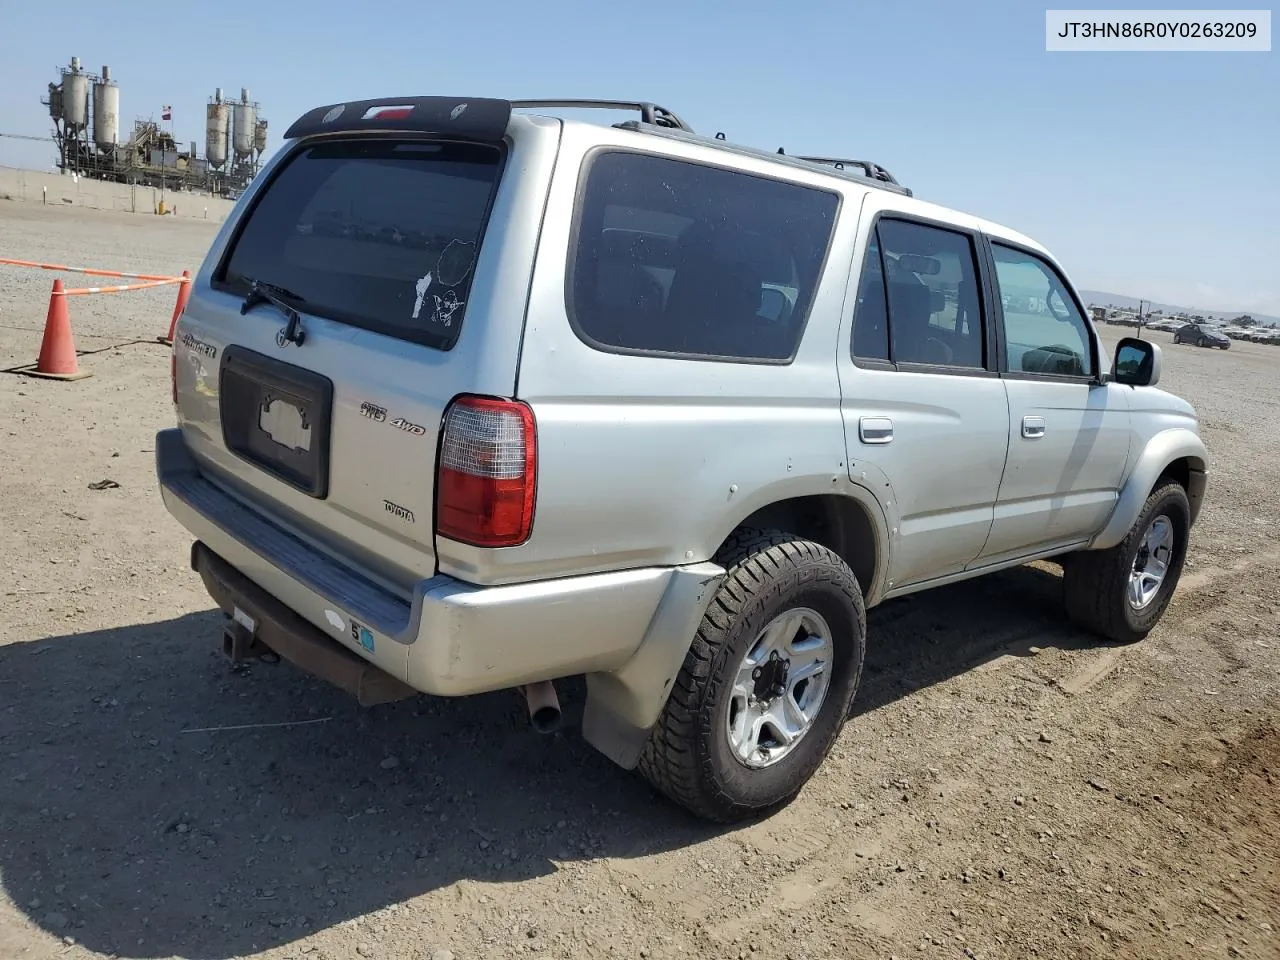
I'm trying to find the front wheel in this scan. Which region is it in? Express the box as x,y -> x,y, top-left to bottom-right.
1062,480 -> 1190,643
637,528 -> 866,823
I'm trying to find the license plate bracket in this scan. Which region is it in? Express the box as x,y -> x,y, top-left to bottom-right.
219,345 -> 334,498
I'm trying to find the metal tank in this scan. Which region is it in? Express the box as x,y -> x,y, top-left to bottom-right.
205,89 -> 229,169
92,65 -> 119,151
61,58 -> 89,128
232,88 -> 256,159
254,118 -> 268,154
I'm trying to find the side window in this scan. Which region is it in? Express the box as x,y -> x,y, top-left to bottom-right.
850,234 -> 890,362
569,152 -> 839,361
990,243 -> 1094,378
851,218 -> 986,369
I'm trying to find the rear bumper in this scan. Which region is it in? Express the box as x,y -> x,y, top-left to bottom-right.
193,541 -> 418,706
156,427 -> 673,697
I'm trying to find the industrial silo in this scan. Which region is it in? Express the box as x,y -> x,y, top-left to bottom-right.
232,88 -> 257,160
206,89 -> 229,169
254,118 -> 268,155
61,57 -> 89,129
92,64 -> 119,151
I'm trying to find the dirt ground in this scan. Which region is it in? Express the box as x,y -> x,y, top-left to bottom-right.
1,199 -> 1277,960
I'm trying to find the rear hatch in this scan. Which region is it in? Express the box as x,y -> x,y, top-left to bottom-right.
174,102 -> 513,587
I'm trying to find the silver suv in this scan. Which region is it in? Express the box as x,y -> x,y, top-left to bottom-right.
157,97 -> 1208,822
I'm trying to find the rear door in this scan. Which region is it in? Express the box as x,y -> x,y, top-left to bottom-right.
173,102 -> 553,587
837,200 -> 1011,590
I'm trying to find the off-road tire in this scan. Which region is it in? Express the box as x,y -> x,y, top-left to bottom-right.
1062,480 -> 1190,644
637,528 -> 866,823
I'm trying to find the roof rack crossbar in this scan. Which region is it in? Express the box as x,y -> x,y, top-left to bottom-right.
510,99 -> 693,133
795,156 -> 904,187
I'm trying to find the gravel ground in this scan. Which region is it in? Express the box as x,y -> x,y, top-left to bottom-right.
1,199 -> 1278,960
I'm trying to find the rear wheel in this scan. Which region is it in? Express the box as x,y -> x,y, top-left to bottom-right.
637,528 -> 866,823
1062,480 -> 1190,643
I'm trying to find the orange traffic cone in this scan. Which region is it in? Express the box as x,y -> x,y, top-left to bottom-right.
20,279 -> 92,381
159,269 -> 191,345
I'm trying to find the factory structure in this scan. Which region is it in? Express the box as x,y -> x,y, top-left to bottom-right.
42,56 -> 268,196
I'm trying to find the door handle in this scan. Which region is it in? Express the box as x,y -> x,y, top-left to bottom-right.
1022,415 -> 1046,439
859,416 -> 893,444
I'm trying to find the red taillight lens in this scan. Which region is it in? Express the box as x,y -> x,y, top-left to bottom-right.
436,396 -> 537,548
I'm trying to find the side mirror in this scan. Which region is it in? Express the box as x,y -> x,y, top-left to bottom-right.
1112,337 -> 1161,386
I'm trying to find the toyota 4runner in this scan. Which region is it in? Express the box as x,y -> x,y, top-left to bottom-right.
157,96 -> 1208,822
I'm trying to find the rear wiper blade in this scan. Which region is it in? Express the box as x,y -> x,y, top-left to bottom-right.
240,277 -> 307,346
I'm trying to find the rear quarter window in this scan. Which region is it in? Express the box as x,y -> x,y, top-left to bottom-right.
215,138 -> 503,349
568,151 -> 839,362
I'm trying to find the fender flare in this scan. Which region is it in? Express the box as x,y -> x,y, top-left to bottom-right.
1089,428 -> 1207,550
581,561 -> 725,770
581,483 -> 893,770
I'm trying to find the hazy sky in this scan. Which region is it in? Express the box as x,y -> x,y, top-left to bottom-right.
1,0 -> 1276,314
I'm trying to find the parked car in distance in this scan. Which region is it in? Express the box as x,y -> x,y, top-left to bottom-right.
1173,322 -> 1230,349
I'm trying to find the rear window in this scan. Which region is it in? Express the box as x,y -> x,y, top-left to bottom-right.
568,151 -> 839,362
216,138 -> 502,349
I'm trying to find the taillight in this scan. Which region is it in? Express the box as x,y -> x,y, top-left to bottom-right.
436,396 -> 537,548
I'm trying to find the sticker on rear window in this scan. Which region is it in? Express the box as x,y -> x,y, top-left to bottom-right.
429,289 -> 464,328
436,239 -> 476,287
411,271 -> 433,320
410,241 -> 476,324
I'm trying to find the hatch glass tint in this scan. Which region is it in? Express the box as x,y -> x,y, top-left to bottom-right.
215,138 -> 503,349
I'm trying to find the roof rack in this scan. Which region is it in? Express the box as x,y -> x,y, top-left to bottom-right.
793,156 -> 906,189
510,99 -> 693,133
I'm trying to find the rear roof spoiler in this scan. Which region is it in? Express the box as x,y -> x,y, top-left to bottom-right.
283,96 -> 910,197
283,97 -> 513,142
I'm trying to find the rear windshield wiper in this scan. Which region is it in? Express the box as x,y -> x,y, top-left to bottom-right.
239,277 -> 307,346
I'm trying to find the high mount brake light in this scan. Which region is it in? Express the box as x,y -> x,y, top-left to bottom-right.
436,396 -> 537,548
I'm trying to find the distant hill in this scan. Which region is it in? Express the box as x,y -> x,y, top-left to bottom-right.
1077,290 -> 1279,328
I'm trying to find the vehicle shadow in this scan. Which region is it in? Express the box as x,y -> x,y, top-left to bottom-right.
0,561 -> 1100,958
855,560 -> 1101,717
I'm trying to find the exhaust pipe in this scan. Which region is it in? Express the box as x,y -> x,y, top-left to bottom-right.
521,680 -> 562,734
